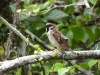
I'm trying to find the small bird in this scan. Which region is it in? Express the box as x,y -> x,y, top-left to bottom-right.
46,22 -> 72,52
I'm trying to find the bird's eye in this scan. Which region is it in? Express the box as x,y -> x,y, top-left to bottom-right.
51,28 -> 54,30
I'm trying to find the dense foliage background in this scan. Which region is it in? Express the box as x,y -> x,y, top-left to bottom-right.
0,0 -> 100,75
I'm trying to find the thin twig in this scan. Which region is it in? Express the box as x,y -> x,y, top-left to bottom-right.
25,29 -> 52,50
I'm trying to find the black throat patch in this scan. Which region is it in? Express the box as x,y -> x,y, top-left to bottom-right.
46,25 -> 53,32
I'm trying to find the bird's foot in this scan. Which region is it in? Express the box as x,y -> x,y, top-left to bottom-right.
52,49 -> 61,52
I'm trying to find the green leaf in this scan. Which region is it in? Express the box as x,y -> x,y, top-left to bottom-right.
50,63 -> 64,72
79,63 -> 90,68
89,0 -> 97,5
9,3 -> 16,12
66,29 -> 73,40
88,60 -> 97,68
71,64 -> 81,68
66,29 -> 73,46
68,6 -> 75,14
83,8 -> 91,15
24,0 -> 30,5
45,9 -> 68,20
94,27 -> 100,40
85,27 -> 95,41
76,16 -> 82,20
82,29 -> 89,43
16,68 -> 21,75
58,67 -> 70,75
71,26 -> 84,41
84,15 -> 91,21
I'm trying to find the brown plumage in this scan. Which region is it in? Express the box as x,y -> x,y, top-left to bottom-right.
46,23 -> 71,51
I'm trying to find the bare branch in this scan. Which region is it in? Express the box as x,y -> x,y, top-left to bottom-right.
0,16 -> 34,49
0,50 -> 100,74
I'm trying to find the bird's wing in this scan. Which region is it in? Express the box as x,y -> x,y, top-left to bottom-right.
52,29 -> 62,43
52,29 -> 69,50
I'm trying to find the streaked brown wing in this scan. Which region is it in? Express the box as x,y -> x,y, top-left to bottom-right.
61,37 -> 69,50
52,29 -> 63,44
52,29 -> 69,50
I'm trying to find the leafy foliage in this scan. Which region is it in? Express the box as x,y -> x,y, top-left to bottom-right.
0,0 -> 100,75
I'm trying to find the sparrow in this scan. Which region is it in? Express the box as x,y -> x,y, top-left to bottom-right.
46,23 -> 72,52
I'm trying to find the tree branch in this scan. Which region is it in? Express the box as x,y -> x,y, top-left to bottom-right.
0,50 -> 100,74
25,29 -> 52,50
0,16 -> 34,49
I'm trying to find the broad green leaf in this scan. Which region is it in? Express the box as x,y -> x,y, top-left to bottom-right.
19,14 -> 29,20
76,16 -> 82,20
88,60 -> 97,68
84,15 -> 91,21
85,27 -> 95,41
9,3 -> 16,12
24,0 -> 30,5
58,68 -> 70,75
83,8 -> 91,15
82,28 -> 89,43
66,29 -> 73,40
94,27 -> 100,40
66,29 -> 73,46
79,63 -> 90,68
45,9 -> 68,19
71,26 -> 84,41
71,64 -> 81,68
89,0 -> 97,5
50,63 -> 64,72
68,6 -> 75,14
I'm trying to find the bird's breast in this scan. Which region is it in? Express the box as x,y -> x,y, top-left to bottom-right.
47,31 -> 60,47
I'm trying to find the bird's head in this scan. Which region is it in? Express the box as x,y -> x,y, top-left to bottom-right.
46,23 -> 56,32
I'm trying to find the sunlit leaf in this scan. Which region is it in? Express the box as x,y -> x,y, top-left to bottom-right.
58,68 -> 70,75
89,0 -> 97,5
24,0 -> 30,5
76,16 -> 82,20
79,63 -> 90,68
16,68 -> 21,75
88,60 -> 97,68
50,63 -> 64,72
